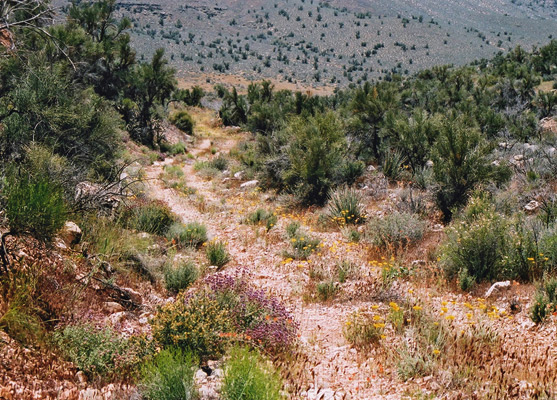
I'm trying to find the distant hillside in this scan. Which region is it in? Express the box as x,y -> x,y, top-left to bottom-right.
54,0 -> 557,88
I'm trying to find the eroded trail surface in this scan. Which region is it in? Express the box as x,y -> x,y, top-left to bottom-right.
144,115 -> 401,399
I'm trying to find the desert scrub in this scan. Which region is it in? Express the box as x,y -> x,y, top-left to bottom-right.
343,310 -> 385,348
164,260 -> 199,293
285,221 -> 320,260
54,325 -> 152,379
170,110 -> 194,135
366,212 -> 425,249
140,348 -> 198,400
119,200 -> 176,236
151,272 -> 298,357
151,291 -> 232,361
5,174 -> 66,240
327,186 -> 367,225
166,222 -> 207,248
246,208 -> 278,231
440,208 -> 509,284
530,276 -> 557,324
221,346 -> 283,400
205,239 -> 231,268
210,154 -> 229,171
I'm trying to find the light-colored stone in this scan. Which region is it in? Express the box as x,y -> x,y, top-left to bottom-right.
366,165 -> 376,172
195,369 -> 208,382
76,371 -> 87,385
60,221 -> 82,245
121,287 -> 143,305
485,281 -> 511,298
240,180 -> 258,188
78,388 -> 103,400
233,171 -> 244,179
198,385 -> 219,399
524,200 -> 540,212
106,311 -> 127,326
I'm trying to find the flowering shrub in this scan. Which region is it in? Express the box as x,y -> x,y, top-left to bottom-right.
151,271 -> 298,359
327,187 -> 367,225
343,310 -> 385,348
246,208 -> 278,231
119,199 -> 176,236
205,240 -> 231,268
166,221 -> 208,248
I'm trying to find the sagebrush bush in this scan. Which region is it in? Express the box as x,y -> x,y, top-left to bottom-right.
327,187 -> 366,225
206,240 -> 231,268
54,325 -> 152,379
140,348 -> 198,400
246,209 -> 277,231
5,174 -> 66,239
120,200 -> 176,236
367,212 -> 425,249
166,222 -> 207,248
221,346 -> 283,400
164,261 -> 199,293
170,111 -> 194,135
210,155 -> 229,171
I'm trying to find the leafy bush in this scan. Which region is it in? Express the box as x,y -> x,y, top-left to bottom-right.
164,261 -> 199,293
441,209 -> 509,283
343,310 -> 384,348
210,155 -> 229,171
338,160 -> 365,186
54,325 -> 151,379
120,200 -> 176,236
5,174 -> 66,240
327,187 -> 366,225
206,240 -> 231,268
367,212 -> 425,249
246,209 -> 277,231
381,149 -> 406,181
170,111 -> 195,135
151,272 -> 298,358
166,222 -> 207,248
140,348 -> 198,400
287,231 -> 320,260
315,281 -> 338,301
151,291 -> 232,361
282,112 -> 346,205
221,346 -> 283,400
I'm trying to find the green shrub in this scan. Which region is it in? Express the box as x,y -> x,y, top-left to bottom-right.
285,221 -> 301,238
5,174 -> 66,240
338,160 -> 365,186
381,149 -> 406,181
120,200 -> 176,236
221,346 -> 283,400
140,348 -> 198,400
441,210 -> 508,283
54,325 -> 151,379
530,277 -> 557,324
316,281 -> 338,301
206,240 -> 231,268
246,209 -> 277,231
210,155 -> 229,171
367,212 -> 425,249
170,111 -> 195,135
327,187 -> 366,225
169,142 -> 187,155
166,222 -> 207,248
151,291 -> 232,361
287,231 -> 320,260
164,261 -> 199,293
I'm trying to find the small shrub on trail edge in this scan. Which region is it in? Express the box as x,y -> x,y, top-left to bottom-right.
327,187 -> 367,225
222,346 -> 283,400
164,260 -> 199,293
54,324 -> 153,379
170,110 -> 195,135
119,200 -> 176,236
166,222 -> 208,248
205,240 -> 231,268
140,348 -> 198,400
284,221 -> 320,260
343,310 -> 385,348
151,271 -> 298,359
246,208 -> 278,231
530,276 -> 557,324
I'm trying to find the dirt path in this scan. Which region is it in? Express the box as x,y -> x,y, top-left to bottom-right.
143,114 -> 404,399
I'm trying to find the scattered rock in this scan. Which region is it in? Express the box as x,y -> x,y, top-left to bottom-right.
240,180 -> 258,188
233,171 -> 244,179
539,117 -> 557,134
484,281 -> 511,298
75,371 -> 87,385
104,302 -> 125,313
425,160 -> 434,168
513,154 -> 524,162
54,237 -> 68,250
524,200 -> 540,212
195,369 -> 208,382
78,388 -> 103,400
198,385 -> 219,399
60,221 -> 82,245
366,165 -> 376,172
106,311 -> 127,326
121,287 -> 143,305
